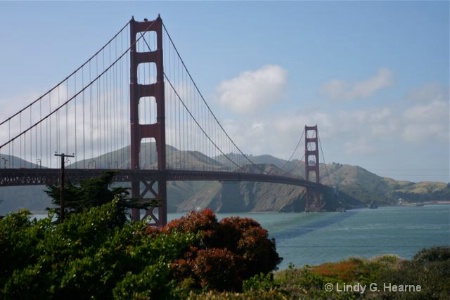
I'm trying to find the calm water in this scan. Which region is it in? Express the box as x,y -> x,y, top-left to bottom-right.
33,205 -> 449,270
170,205 -> 450,270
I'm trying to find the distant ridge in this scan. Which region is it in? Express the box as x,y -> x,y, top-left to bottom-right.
1,143 -> 449,215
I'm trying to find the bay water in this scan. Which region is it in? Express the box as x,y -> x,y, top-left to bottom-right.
170,205 -> 450,270
32,205 -> 449,270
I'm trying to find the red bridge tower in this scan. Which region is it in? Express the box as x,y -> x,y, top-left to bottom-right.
129,16 -> 167,225
304,125 -> 322,212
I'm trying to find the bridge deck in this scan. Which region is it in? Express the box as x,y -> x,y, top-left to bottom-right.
0,169 -> 326,190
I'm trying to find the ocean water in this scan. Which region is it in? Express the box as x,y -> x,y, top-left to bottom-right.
32,205 -> 450,270
184,205 -> 450,270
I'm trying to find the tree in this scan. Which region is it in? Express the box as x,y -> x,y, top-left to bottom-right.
45,171 -> 161,222
0,200 -> 195,299
1,204 -> 283,298
45,171 -> 129,221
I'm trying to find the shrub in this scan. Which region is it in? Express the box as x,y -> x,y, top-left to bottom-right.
0,210 -> 39,287
376,246 -> 450,299
413,246 -> 450,264
0,206 -> 282,298
0,201 -> 195,299
163,209 -> 282,292
220,216 -> 282,279
163,208 -> 220,244
243,272 -> 276,292
193,248 -> 240,291
112,262 -> 175,300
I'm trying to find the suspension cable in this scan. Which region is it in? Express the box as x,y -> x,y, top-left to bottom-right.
160,22 -> 277,175
164,74 -> 242,169
0,18 -> 159,153
137,32 -> 242,170
279,128 -> 305,171
318,136 -> 332,186
0,20 -> 130,126
0,41 -> 131,151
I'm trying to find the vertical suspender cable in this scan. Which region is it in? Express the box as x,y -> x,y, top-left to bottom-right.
67,79 -> 70,155
89,61 -> 93,166
74,68 -> 77,167
48,92 -> 52,167
82,66 -> 86,168
30,104 -> 33,165
96,53 -> 100,164
19,113 -> 22,167
39,96 -> 42,165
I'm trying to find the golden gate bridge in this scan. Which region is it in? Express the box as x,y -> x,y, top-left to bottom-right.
0,16 -> 331,226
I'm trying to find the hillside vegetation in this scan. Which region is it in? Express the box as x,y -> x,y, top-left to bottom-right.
0,203 -> 281,298
1,202 -> 448,299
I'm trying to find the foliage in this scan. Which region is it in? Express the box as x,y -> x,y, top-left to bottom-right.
7,197 -> 447,299
0,200 -> 194,299
0,204 -> 282,298
186,247 -> 450,299
393,185 -> 450,203
270,248 -> 450,300
242,272 -> 276,292
158,209 -> 283,292
376,246 -> 450,299
45,171 -> 129,221
0,209 -> 47,289
186,289 -> 288,300
413,245 -> 450,263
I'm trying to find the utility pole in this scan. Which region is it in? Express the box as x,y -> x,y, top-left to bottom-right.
55,153 -> 74,223
1,157 -> 7,169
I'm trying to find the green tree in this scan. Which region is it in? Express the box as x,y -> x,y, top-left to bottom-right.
0,200 -> 195,299
45,171 -> 129,221
1,204 -> 283,298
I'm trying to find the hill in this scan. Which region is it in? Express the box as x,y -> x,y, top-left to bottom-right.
0,185 -> 55,215
176,164 -> 309,213
1,144 -> 449,215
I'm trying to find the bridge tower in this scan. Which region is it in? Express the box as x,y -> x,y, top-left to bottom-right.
129,16 -> 167,225
304,125 -> 322,212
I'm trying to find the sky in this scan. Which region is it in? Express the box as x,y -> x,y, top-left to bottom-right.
0,1 -> 449,183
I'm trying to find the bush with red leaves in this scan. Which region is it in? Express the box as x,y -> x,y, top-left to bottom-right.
148,208 -> 282,292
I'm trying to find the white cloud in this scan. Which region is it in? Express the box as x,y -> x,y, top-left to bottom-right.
402,100 -> 448,142
225,82 -> 447,172
400,83 -> 449,143
320,68 -> 394,101
221,106 -> 394,160
216,65 -> 287,114
343,138 -> 377,155
406,83 -> 447,103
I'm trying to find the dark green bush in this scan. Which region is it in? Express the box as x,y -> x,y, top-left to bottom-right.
0,200 -> 195,299
243,272 -> 276,292
413,246 -> 450,264
0,204 -> 283,298
376,246 -> 450,299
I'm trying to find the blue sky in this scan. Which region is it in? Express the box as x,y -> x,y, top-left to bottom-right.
0,1 -> 448,182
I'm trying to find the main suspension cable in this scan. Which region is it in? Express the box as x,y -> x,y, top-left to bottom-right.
0,20 -> 130,126
161,21 -> 262,170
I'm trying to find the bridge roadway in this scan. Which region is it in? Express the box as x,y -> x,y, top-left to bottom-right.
0,168 -> 326,190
